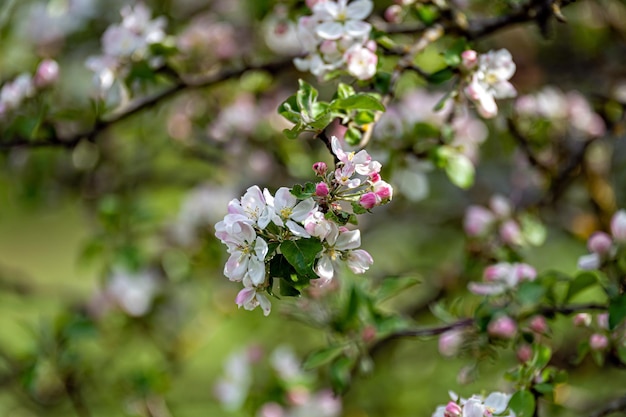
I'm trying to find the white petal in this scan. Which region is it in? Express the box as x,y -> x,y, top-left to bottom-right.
286,220 -> 311,237
275,187 -> 296,210
492,81 -> 517,99
335,229 -> 361,250
346,0 -> 373,20
315,21 -> 344,40
256,293 -> 272,316
344,20 -> 371,38
291,198 -> 316,221
484,392 -> 511,414
316,254 -> 335,280
247,257 -> 266,286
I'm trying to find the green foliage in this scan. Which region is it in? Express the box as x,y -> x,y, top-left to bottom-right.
508,390 -> 536,417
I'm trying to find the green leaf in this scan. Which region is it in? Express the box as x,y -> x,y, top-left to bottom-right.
531,344 -> 552,370
438,146 -> 475,189
376,276 -> 420,302
296,79 -> 319,119
517,281 -> 545,307
427,68 -> 455,84
508,390 -> 536,417
351,201 -> 367,215
565,271 -> 598,303
278,95 -> 301,124
290,182 -> 316,199
520,213 -> 547,246
336,83 -> 356,99
303,345 -> 345,370
415,4 -> 440,25
374,72 -> 392,94
280,238 -> 323,280
533,383 -> 554,395
433,90 -> 456,112
354,110 -> 376,125
345,126 -> 362,146
443,38 -> 467,67
609,293 -> 626,330
269,254 -> 297,281
279,278 -> 301,297
329,355 -> 353,394
331,94 -> 385,111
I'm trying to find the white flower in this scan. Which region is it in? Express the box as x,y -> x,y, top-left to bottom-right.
345,44 -> 377,80
264,187 -> 316,236
314,0 -> 373,40
465,49 -> 517,118
315,225 -> 372,282
468,262 -> 536,295
227,185 -> 273,229
106,268 -> 160,317
219,222 -> 268,285
235,285 -> 271,316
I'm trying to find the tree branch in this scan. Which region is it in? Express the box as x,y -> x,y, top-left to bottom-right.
0,57 -> 294,150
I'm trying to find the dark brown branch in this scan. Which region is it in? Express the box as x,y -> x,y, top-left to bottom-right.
0,57 -> 294,150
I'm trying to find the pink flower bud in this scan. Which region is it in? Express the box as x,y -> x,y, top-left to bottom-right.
461,50 -> 478,70
384,5 -> 403,23
287,387 -> 310,406
515,263 -> 537,281
359,192 -> 379,209
369,172 -> 381,183
444,401 -> 462,417
320,39 -> 338,55
464,205 -> 495,237
373,180 -> 393,201
488,316 -> 517,339
589,333 -> 609,351
489,195 -> 512,218
259,402 -> 285,417
587,232 -> 612,255
573,313 -> 592,327
362,325 -> 377,343
611,210 -> 626,242
597,313 -> 609,330
529,315 -> 548,334
315,182 -> 329,197
517,343 -> 533,363
313,161 -> 327,176
438,329 -> 464,357
500,219 -> 523,245
34,59 -> 60,88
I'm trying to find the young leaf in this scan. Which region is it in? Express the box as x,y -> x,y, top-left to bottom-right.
427,68 -> 455,84
508,390 -> 536,417
296,79 -> 319,119
330,94 -> 385,111
303,345 -> 345,370
280,238 -> 323,280
376,276 -> 420,302
565,271 -> 598,303
609,293 -> 626,330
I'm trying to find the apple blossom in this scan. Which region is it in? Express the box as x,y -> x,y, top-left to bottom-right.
316,182 -> 330,197
313,0 -> 373,40
313,161 -> 328,176
464,49 -> 517,118
34,59 -> 60,88
236,285 -> 272,316
469,262 -> 536,296
438,329 -> 464,357
345,44 -> 378,80
588,232 -> 613,255
464,205 -> 495,237
488,315 -> 517,339
574,313 -> 592,327
315,224 -> 372,283
264,187 -> 316,236
590,333 -> 609,351
611,209 -> 626,242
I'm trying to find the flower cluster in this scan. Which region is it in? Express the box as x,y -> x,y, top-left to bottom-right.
0,59 -> 59,119
433,391 -> 513,417
214,345 -> 342,417
464,195 -> 524,245
515,86 -> 606,138
462,49 -> 517,118
578,209 -> 626,270
215,136 -> 391,315
294,0 -> 378,80
468,262 -> 537,296
86,3 -> 168,101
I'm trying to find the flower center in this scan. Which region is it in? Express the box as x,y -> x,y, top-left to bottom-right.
280,207 -> 293,219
